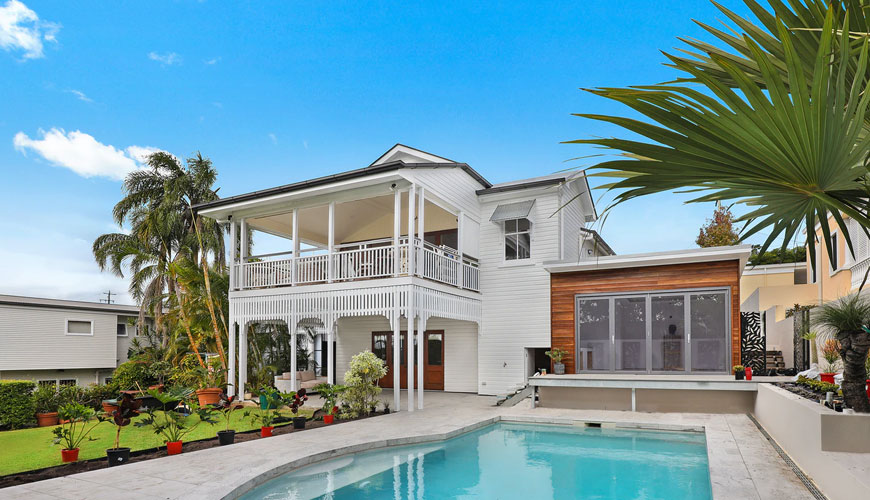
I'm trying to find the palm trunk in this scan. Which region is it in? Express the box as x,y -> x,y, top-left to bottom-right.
837,329 -> 870,413
174,281 -> 206,369
188,207 -> 227,370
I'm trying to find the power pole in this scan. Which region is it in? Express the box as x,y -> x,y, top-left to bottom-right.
100,291 -> 115,304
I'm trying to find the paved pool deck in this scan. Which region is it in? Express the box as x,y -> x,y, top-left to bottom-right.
0,391 -> 816,500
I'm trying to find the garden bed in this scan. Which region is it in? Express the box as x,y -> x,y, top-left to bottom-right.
774,382 -> 832,404
0,409 -> 386,489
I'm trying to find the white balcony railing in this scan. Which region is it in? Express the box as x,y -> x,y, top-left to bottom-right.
234,237 -> 480,293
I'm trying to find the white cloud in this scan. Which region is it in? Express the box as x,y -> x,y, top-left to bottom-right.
125,145 -> 161,164
148,51 -> 181,66
66,89 -> 92,102
0,0 -> 59,59
13,128 -> 156,180
268,133 -> 277,145
204,56 -> 220,65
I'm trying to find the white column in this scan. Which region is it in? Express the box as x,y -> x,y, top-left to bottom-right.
457,211 -> 464,289
291,209 -> 299,285
407,186 -> 416,278
417,187 -> 425,278
229,220 -> 237,290
290,318 -> 297,392
407,291 -> 415,412
238,325 -> 247,400
417,317 -> 424,410
393,294 -> 401,411
393,189 -> 401,277
328,323 -> 336,385
228,315 -> 236,397
328,202 -> 335,283
239,218 -> 248,289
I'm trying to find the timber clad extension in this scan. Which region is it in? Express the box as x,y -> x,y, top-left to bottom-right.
550,260 -> 743,374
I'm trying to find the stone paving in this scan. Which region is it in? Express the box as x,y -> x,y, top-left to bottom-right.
0,391 -> 816,500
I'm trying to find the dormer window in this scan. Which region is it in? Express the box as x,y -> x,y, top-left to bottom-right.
505,218 -> 531,260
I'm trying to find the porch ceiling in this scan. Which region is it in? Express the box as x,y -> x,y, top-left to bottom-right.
247,193 -> 457,245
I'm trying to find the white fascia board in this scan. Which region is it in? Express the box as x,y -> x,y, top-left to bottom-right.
476,185 -> 561,203
544,245 -> 753,276
742,262 -> 807,275
199,173 -> 408,221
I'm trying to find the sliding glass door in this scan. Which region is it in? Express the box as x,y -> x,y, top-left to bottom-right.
575,289 -> 730,374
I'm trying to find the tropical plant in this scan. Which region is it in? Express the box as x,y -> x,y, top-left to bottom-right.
287,389 -> 308,417
340,350 -> 387,418
544,348 -> 566,364
172,355 -> 226,390
110,392 -> 141,450
112,361 -> 156,391
821,339 -> 842,373
796,375 -> 840,394
32,384 -> 61,414
135,387 -> 216,444
52,403 -> 105,451
214,392 -> 241,433
696,204 -> 739,248
244,387 -> 284,428
813,294 -> 870,412
314,383 -> 347,416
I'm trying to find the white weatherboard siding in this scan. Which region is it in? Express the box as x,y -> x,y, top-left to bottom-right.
401,167 -> 483,220
335,315 -> 478,393
560,181 -> 586,262
477,191 -> 561,395
0,305 -> 117,371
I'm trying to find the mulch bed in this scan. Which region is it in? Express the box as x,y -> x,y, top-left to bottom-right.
775,382 -> 833,404
0,411 -> 388,489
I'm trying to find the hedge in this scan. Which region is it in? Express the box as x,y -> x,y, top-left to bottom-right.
0,380 -> 36,429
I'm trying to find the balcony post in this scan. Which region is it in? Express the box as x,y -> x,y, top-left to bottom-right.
238,324 -> 247,401
418,186 -> 425,278
393,189 -> 401,277
457,211 -> 464,289
407,186 -> 416,278
229,219 -> 237,291
393,294 -> 401,411
228,314 -> 235,397
290,317 -> 297,392
407,295 -> 415,412
328,322 -> 336,385
328,202 -> 335,283
291,209 -> 299,285
240,218 -> 248,289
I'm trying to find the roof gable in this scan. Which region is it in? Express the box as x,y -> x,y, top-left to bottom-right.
370,144 -> 455,166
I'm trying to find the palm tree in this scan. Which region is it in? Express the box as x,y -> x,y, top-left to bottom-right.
572,11 -> 870,410
813,294 -> 870,413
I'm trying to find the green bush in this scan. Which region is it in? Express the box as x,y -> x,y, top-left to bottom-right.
112,361 -> 155,391
0,380 -> 37,429
339,350 -> 387,419
81,384 -> 120,410
796,375 -> 840,394
32,383 -> 62,414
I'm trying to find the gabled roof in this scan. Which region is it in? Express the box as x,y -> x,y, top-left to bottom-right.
193,144 -> 491,213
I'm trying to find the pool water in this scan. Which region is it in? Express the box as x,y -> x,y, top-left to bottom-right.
240,422 -> 713,500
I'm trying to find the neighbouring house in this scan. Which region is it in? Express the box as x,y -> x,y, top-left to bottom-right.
195,144 -> 755,410
0,294 -> 145,387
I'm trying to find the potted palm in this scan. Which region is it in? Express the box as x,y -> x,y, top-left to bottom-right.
545,348 -> 567,375
107,392 -> 141,466
819,339 -> 841,384
215,392 -> 241,445
135,387 -> 216,455
733,365 -> 745,380
314,383 -> 346,424
33,384 -> 61,427
52,403 -> 105,463
194,358 -> 226,406
245,387 -> 282,437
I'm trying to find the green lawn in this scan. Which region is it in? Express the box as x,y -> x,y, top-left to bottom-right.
0,408 -> 313,477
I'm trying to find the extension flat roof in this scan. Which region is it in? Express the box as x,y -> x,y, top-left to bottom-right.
0,294 -> 142,315
544,245 -> 753,276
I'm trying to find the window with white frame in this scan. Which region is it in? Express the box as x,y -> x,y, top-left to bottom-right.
116,323 -> 128,337
504,218 -> 531,261
66,319 -> 93,336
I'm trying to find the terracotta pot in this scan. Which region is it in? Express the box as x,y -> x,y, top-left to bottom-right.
61,448 -> 79,463
196,388 -> 223,406
323,414 -> 334,424
36,412 -> 59,427
102,401 -> 119,414
820,373 -> 836,384
166,441 -> 183,455
148,384 -> 165,392
261,426 -> 273,437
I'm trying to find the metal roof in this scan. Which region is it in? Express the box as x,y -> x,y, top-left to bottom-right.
490,199 -> 535,222
0,294 -> 143,315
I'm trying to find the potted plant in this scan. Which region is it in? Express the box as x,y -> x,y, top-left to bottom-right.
383,400 -> 391,415
314,383 -> 345,424
288,388 -> 308,429
106,392 -> 141,466
215,392 -> 241,445
245,387 -> 283,437
820,338 -> 841,384
545,348 -> 567,375
52,403 -> 105,463
135,387 -> 215,455
733,365 -> 745,380
33,384 -> 61,427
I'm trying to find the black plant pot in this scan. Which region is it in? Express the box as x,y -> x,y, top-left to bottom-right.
384,408 -> 391,414
293,417 -> 306,429
735,370 -> 745,380
217,430 -> 236,446
106,447 -> 131,467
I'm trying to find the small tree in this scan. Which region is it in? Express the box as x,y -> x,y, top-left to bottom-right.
340,351 -> 387,418
696,205 -> 739,248
812,294 -> 870,413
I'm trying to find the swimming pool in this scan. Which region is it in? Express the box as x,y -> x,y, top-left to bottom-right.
240,422 -> 713,499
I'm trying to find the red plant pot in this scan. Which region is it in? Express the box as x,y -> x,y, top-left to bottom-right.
261,426 -> 273,437
866,380 -> 870,400
323,414 -> 334,425
166,441 -> 183,455
61,448 -> 79,463
820,373 -> 836,384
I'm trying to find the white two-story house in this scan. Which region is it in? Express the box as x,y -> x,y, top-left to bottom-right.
195,144 -> 608,411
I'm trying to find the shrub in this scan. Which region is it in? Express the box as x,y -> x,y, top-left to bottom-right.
796,375 -> 840,394
59,384 -> 87,407
112,361 -> 155,391
32,383 -> 62,414
340,350 -> 387,419
0,380 -> 37,429
81,384 -> 120,410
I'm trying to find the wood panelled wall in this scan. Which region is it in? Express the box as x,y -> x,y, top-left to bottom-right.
550,260 -> 741,374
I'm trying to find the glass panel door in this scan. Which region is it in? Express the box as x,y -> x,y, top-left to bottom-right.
614,296 -> 646,371
690,292 -> 729,372
576,298 -> 611,371
651,295 -> 686,371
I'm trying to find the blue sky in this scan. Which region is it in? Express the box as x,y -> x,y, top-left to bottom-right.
0,0 -> 774,304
